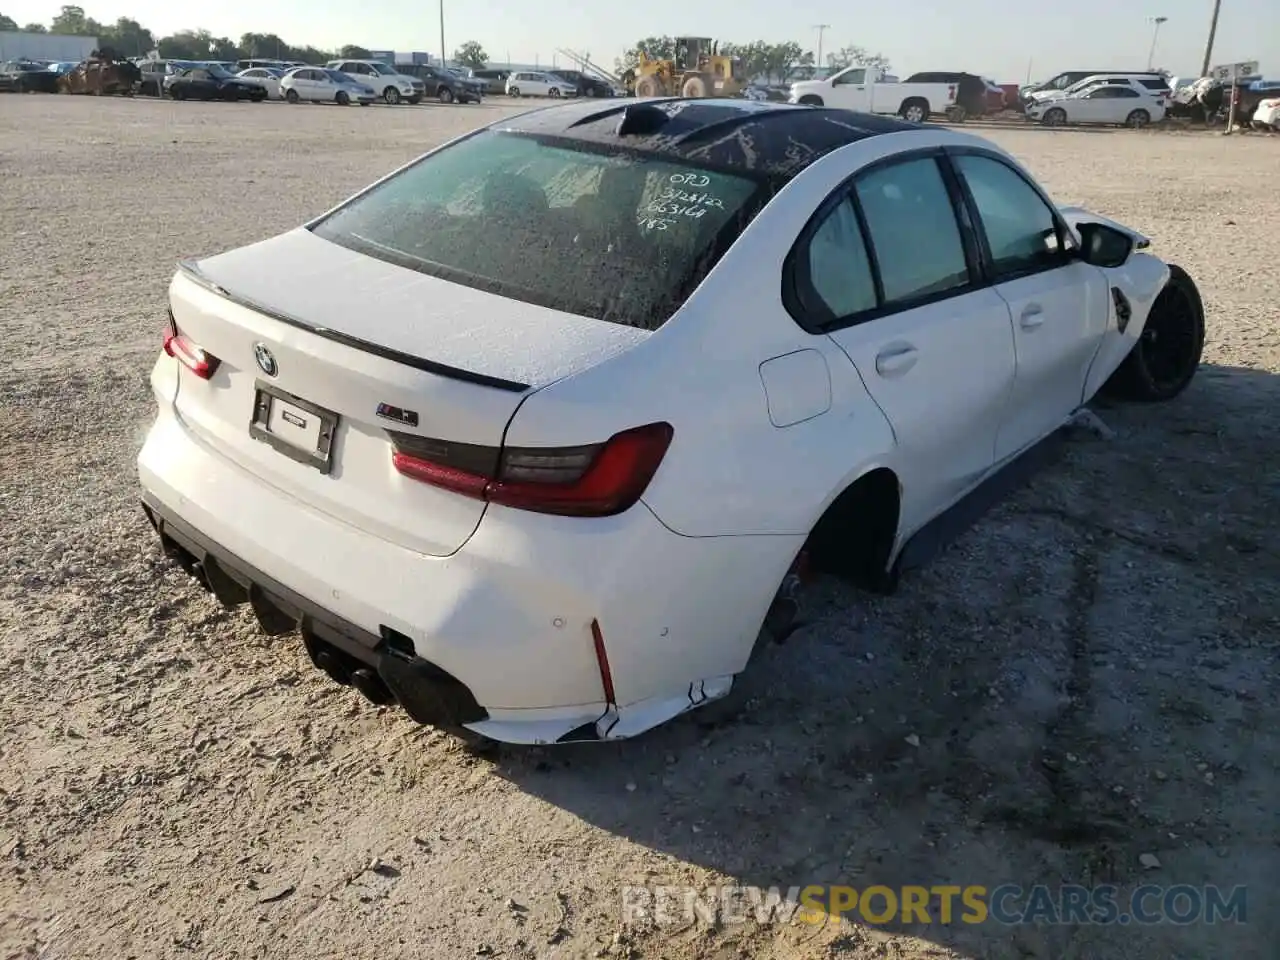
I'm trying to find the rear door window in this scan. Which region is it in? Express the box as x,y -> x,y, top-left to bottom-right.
310,131 -> 764,330
853,157 -> 970,304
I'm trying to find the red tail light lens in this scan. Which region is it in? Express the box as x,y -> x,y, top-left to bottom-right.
390,423 -> 674,517
163,311 -> 220,379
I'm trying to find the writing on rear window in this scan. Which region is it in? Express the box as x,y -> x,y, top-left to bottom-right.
637,215 -> 676,231
643,183 -> 727,225
669,172 -> 711,187
308,130 -> 762,330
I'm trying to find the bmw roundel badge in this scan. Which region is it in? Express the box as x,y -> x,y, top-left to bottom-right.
254,343 -> 278,377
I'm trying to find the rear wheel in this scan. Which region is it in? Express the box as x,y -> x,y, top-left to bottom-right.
1042,107 -> 1067,126
899,98 -> 928,122
1103,264 -> 1205,402
1125,108 -> 1151,128
285,88 -> 299,103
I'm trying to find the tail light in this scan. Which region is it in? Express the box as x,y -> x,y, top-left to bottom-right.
390,422 -> 674,517
163,311 -> 220,379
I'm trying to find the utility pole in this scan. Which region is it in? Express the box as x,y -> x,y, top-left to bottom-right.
812,24 -> 830,73
439,0 -> 446,67
1200,0 -> 1221,77
1147,16 -> 1168,70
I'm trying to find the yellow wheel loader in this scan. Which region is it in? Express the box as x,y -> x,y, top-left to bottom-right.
627,37 -> 747,99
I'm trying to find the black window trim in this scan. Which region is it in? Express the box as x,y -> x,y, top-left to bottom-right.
782,146 -> 985,334
942,145 -> 1079,285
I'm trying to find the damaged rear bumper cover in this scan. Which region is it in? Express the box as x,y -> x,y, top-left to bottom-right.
140,494 -> 488,731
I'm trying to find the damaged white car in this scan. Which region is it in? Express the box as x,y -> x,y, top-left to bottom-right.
138,99 -> 1205,745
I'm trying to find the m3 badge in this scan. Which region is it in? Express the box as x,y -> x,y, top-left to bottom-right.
376,402 -> 419,427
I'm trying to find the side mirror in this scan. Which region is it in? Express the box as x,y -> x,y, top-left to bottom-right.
1077,222 -> 1134,268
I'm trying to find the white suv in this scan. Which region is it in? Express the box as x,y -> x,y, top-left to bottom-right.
505,71 -> 578,98
326,59 -> 423,104
1028,73 -> 1169,104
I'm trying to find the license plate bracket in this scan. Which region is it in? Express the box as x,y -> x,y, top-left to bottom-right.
250,380 -> 338,475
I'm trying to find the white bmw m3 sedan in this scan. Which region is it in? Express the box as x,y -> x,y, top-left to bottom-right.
139,98 -> 1205,745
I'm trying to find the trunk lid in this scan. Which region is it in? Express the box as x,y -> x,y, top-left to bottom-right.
168,230 -> 649,557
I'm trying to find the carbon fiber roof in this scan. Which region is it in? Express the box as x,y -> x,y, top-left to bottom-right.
492,98 -> 922,179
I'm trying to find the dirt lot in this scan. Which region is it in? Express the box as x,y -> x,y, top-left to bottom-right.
1,97 -> 1277,960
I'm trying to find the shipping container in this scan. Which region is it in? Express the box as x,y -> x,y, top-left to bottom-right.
0,31 -> 98,62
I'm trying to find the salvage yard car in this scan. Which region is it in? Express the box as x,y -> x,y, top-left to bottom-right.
167,65 -> 267,101
326,59 -> 424,104
0,59 -> 61,93
139,99 -> 1205,746
280,67 -> 376,106
1027,84 -> 1167,127
789,65 -> 958,122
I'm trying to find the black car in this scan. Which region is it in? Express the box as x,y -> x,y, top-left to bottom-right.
168,65 -> 267,101
548,69 -> 614,98
0,60 -> 61,93
471,68 -> 511,95
394,63 -> 482,103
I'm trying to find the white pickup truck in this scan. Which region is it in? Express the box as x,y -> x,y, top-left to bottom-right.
788,66 -> 958,122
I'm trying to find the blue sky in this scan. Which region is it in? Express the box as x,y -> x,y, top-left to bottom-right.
5,0 -> 1274,81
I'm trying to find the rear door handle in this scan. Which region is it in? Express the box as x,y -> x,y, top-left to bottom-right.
875,345 -> 919,377
1019,305 -> 1045,329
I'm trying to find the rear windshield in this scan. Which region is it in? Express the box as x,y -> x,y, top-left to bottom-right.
310,130 -> 763,330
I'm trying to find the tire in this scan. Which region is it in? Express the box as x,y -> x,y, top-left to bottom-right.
681,75 -> 709,98
170,86 -> 184,100
634,76 -> 660,98
1103,264 -> 1205,402
508,86 -> 520,97
407,95 -> 421,104
798,94 -> 823,106
285,88 -> 299,103
383,86 -> 401,104
439,86 -> 454,104
898,98 -> 928,123
1125,109 -> 1151,129
1042,107 -> 1067,126
336,91 -> 350,106
548,87 -> 561,98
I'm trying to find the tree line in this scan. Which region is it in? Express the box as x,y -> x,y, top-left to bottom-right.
618,36 -> 891,84
2,8 -> 886,82
0,5 -> 493,69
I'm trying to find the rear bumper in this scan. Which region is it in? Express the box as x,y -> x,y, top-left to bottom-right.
137,391 -> 799,742
142,493 -> 488,729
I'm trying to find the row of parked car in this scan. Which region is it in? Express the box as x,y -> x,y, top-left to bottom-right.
0,57 -> 81,92
129,56 -> 623,106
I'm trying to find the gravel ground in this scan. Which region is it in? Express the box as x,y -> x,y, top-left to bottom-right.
1,97 -> 1277,960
